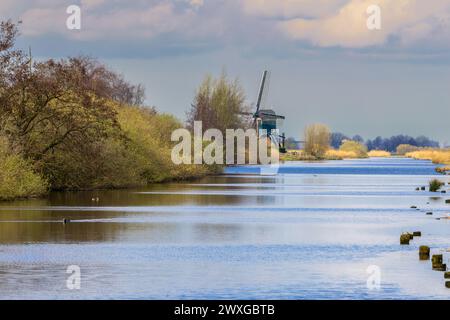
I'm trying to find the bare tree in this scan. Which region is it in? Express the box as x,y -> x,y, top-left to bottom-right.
304,123 -> 331,158
187,72 -> 250,133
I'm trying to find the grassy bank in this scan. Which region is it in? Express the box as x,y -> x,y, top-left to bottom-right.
281,148 -> 371,161
405,149 -> 450,165
282,139 -> 373,161
405,149 -> 450,174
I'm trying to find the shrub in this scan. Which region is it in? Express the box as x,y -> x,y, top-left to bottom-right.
0,138 -> 48,200
429,179 -> 444,192
339,140 -> 368,158
281,150 -> 317,161
396,144 -> 419,155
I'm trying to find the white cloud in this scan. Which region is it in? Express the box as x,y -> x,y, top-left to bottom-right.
189,0 -> 204,8
241,0 -> 346,18
81,0 -> 107,9
278,0 -> 450,48
2,0 -> 450,50
15,0 -> 205,41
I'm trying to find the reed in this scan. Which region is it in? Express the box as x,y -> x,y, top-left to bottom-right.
406,149 -> 450,165
324,149 -> 358,159
368,150 -> 391,157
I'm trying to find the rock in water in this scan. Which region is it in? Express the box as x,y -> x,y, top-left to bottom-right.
400,234 -> 410,245
419,246 -> 430,260
432,254 -> 445,271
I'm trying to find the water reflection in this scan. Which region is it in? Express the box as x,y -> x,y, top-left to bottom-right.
0,158 -> 449,299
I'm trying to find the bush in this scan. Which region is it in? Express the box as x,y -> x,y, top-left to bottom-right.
429,179 -> 444,192
281,150 -> 317,161
396,144 -> 419,155
0,138 -> 48,200
339,140 -> 368,158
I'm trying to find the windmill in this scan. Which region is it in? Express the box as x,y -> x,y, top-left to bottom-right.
241,70 -> 287,153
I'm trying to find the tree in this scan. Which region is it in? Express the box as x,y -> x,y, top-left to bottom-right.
285,137 -> 298,150
186,72 -> 250,133
0,21 -> 150,189
2,56 -> 119,160
330,132 -> 349,149
366,135 -> 439,152
396,144 -> 419,155
304,124 -> 330,158
352,135 -> 364,143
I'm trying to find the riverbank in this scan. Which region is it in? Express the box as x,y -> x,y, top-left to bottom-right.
0,21 -> 218,201
280,149 -> 386,161
405,149 -> 450,174
0,103 -> 220,201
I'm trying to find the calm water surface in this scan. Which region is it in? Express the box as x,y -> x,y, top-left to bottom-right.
0,158 -> 449,299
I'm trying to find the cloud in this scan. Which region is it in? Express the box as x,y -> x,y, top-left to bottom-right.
7,0 -> 209,40
241,0 -> 346,19
1,0 -> 450,57
80,0 -> 107,9
278,0 -> 450,48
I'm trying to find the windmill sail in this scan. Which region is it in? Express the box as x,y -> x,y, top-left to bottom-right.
256,70 -> 270,112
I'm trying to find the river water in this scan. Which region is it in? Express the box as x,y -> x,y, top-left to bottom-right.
0,158 -> 449,299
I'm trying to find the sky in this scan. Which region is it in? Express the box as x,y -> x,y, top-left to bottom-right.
1,0 -> 450,144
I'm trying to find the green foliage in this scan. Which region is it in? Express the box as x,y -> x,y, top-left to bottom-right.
0,21 -> 217,199
429,179 -> 444,192
339,140 -> 368,158
0,138 -> 48,200
34,103 -> 216,190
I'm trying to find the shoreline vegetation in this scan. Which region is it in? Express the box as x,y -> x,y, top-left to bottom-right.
406,150 -> 450,174
280,124 -> 449,175
0,21 -> 218,201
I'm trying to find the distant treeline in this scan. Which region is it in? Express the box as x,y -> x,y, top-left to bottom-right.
330,133 -> 439,152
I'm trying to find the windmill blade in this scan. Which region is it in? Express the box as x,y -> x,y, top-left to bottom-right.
238,112 -> 254,116
255,70 -> 269,113
259,71 -> 270,111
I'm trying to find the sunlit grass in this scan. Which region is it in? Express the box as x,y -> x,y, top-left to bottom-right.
325,149 -> 358,159
406,149 -> 450,165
